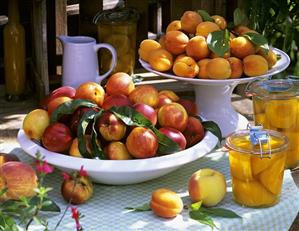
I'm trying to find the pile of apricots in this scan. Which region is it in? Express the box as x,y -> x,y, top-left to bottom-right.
138,10 -> 277,79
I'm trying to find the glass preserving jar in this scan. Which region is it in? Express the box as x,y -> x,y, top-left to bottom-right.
246,79 -> 299,169
225,127 -> 288,208
94,7 -> 139,75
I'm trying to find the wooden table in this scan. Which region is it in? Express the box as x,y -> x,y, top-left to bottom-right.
1,91 -> 299,230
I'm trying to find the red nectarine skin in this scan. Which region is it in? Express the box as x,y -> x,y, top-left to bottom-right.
126,127 -> 158,158
42,122 -> 73,153
49,86 -> 76,100
178,98 -> 198,116
183,116 -> 205,147
98,112 -> 127,141
106,72 -> 135,96
133,103 -> 157,125
102,94 -> 132,110
158,103 -> 188,132
0,162 -> 38,201
75,82 -> 105,106
159,127 -> 186,150
129,85 -> 159,108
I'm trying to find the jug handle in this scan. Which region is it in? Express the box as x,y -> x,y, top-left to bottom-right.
94,43 -> 117,83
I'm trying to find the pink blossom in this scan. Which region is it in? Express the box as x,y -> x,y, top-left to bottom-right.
62,172 -> 71,180
78,166 -> 88,177
71,207 -> 82,231
35,160 -> 54,174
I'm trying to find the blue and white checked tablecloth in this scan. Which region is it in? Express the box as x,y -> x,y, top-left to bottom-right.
1,142 -> 299,231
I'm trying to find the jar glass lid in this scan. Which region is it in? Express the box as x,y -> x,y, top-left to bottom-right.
93,7 -> 139,24
225,129 -> 289,155
246,79 -> 298,99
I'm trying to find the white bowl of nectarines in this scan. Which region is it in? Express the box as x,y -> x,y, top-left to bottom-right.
17,128 -> 218,185
18,73 -> 220,185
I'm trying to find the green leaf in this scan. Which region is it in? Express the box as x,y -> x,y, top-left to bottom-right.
110,106 -> 153,127
151,127 -> 181,155
207,29 -> 230,57
0,213 -> 19,231
77,110 -> 98,158
243,32 -> 269,53
125,203 -> 151,212
190,201 -> 202,211
110,106 -> 180,155
50,99 -> 100,123
200,207 -> 242,218
41,199 -> 60,213
91,110 -> 106,159
189,210 -> 217,230
0,188 -> 8,197
202,121 -> 222,142
233,8 -> 248,26
197,10 -> 214,22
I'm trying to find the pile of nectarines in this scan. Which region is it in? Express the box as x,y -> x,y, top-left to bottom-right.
138,10 -> 277,79
23,72 -> 205,160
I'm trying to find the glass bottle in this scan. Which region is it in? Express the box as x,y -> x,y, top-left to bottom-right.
3,0 -> 26,100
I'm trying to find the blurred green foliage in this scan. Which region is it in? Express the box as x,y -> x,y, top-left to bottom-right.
244,0 -> 299,76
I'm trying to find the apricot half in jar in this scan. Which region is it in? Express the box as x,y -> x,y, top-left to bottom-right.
265,99 -> 298,129
232,178 -> 277,207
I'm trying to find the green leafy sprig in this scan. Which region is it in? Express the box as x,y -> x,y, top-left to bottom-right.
125,200 -> 241,230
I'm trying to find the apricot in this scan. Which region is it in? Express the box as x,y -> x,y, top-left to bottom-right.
177,98 -> 198,116
158,102 -> 188,132
232,178 -> 276,207
138,39 -> 161,62
164,31 -> 189,55
180,11 -> 202,34
102,94 -> 132,110
105,141 -> 132,160
230,37 -> 256,59
206,58 -> 231,79
188,168 -> 227,207
227,57 -> 243,78
105,72 -> 135,96
166,20 -> 182,32
133,103 -> 158,125
284,130 -> 299,169
129,85 -> 159,108
195,21 -> 220,37
126,127 -> 158,159
159,127 -> 187,150
285,149 -> 299,169
23,109 -> 50,141
197,58 -> 211,79
265,98 -> 298,129
229,151 -> 253,181
257,48 -> 278,68
0,162 -> 38,201
173,55 -> 199,78
258,154 -> 286,194
150,188 -> 183,218
148,48 -> 173,72
233,25 -> 258,36
185,36 -> 210,61
209,51 -> 231,59
211,15 -> 227,30
243,55 -> 269,76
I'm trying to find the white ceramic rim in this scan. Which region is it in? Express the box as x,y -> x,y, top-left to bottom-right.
17,129 -> 218,173
139,48 -> 290,86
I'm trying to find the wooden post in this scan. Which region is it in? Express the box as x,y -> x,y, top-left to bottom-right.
55,0 -> 67,55
31,0 -> 49,97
